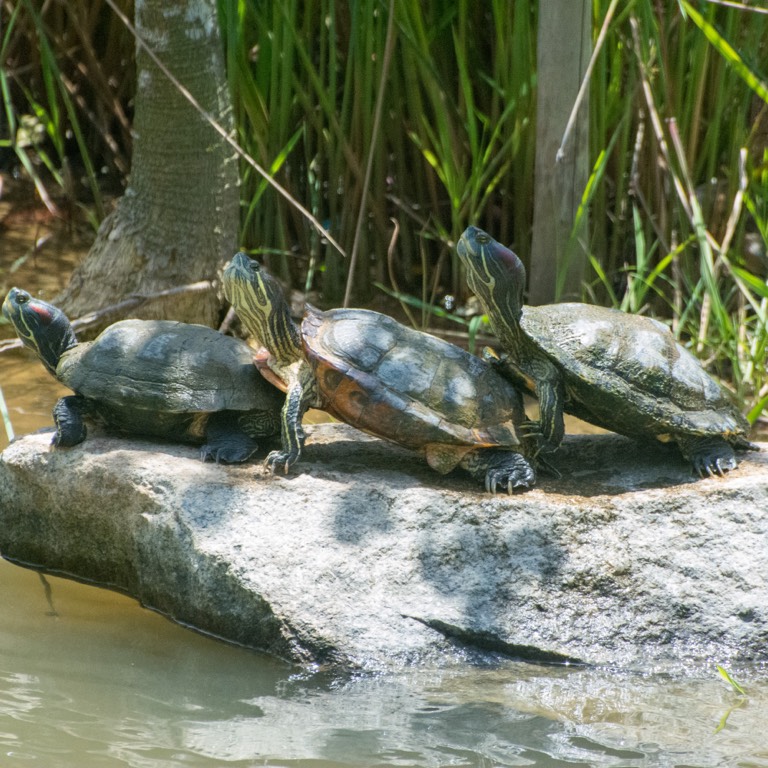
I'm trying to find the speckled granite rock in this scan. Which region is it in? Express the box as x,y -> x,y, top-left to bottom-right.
0,424 -> 766,670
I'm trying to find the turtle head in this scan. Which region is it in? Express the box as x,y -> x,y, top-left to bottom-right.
457,226 -> 526,325
222,252 -> 302,365
2,288 -> 77,376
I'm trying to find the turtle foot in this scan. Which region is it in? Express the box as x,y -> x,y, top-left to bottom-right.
485,453 -> 536,494
461,449 -> 535,494
691,452 -> 737,478
680,436 -> 739,477
201,415 -> 262,464
200,442 -> 259,464
52,396 -> 87,448
265,449 -> 299,475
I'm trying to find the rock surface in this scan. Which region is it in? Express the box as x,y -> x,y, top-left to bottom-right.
0,424 -> 766,670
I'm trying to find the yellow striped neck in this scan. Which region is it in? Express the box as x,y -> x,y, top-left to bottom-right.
224,267 -> 302,368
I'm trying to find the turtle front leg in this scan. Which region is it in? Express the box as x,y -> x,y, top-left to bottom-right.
460,449 -> 536,494
266,363 -> 315,474
484,348 -> 564,453
507,357 -> 567,453
534,374 -> 566,452
52,395 -> 88,447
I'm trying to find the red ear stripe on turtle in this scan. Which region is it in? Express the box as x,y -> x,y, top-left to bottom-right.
492,240 -> 527,283
30,303 -> 54,324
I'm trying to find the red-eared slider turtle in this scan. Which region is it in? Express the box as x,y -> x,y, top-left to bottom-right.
2,288 -> 284,462
221,252 -> 536,493
456,226 -> 757,476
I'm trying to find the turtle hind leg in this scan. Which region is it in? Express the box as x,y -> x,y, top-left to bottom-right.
676,435 -> 739,477
52,395 -> 88,447
200,411 -> 261,464
460,449 -> 536,494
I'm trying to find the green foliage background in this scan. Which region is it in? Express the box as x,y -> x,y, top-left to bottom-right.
2,0 -> 767,416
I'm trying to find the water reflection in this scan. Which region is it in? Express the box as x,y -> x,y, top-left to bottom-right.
1,556 -> 768,767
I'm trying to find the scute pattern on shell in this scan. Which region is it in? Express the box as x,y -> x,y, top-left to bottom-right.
522,302 -> 749,436
301,308 -> 524,464
58,319 -> 281,414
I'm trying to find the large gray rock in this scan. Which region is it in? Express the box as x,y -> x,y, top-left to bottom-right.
0,424 -> 766,670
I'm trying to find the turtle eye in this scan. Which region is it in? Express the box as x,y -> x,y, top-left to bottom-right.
16,292 -> 29,304
476,232 -> 490,245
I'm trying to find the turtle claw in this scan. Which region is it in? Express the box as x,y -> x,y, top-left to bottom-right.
200,443 -> 259,465
683,437 -> 739,478
692,454 -> 736,478
462,449 -> 535,493
265,449 -> 299,475
483,454 -> 536,495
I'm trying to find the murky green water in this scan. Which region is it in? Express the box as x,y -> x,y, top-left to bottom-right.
2,555 -> 768,767
3,205 -> 768,767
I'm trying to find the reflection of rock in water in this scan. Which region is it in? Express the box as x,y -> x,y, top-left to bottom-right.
37,572 -> 59,617
173,663 -> 768,765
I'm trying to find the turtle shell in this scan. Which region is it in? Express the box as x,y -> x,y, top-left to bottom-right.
57,319 -> 275,414
300,307 -> 523,471
521,302 -> 750,439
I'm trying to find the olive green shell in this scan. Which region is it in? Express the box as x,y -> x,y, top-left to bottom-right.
522,302 -> 750,439
57,319 -> 280,414
301,307 -> 524,471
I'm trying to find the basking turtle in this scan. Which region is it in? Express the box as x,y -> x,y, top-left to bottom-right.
221,252 -> 536,493
456,226 -> 757,476
2,287 -> 284,462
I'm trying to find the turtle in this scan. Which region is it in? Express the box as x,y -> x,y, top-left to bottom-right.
221,252 -> 537,493
2,287 -> 284,462
456,225 -> 758,477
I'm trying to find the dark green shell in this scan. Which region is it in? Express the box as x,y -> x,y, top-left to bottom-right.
522,303 -> 750,438
301,308 -> 524,470
57,319 -> 280,414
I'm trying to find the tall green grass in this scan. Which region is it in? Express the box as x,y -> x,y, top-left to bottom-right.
3,0 -> 767,419
218,1 -> 536,304
1,0 -> 134,223
585,0 -> 768,416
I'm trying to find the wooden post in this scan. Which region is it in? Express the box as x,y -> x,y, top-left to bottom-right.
528,0 -> 591,304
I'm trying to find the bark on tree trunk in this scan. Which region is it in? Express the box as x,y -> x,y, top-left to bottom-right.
57,0 -> 239,328
528,0 -> 591,305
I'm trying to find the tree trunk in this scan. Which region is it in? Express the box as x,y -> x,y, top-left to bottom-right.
58,0 -> 239,328
528,0 -> 591,304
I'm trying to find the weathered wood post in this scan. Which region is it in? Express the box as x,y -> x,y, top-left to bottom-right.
528,0 -> 591,304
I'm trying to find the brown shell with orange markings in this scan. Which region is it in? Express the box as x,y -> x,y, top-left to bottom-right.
300,306 -> 525,473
